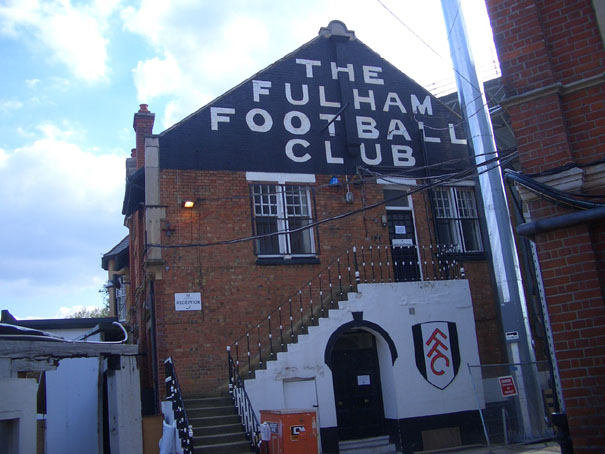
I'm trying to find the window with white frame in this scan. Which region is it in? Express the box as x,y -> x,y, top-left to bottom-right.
432,186 -> 483,253
251,184 -> 316,257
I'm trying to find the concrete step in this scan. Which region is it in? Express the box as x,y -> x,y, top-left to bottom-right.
193,430 -> 248,446
194,439 -> 253,454
340,435 -> 399,454
188,414 -> 240,427
193,422 -> 243,437
186,404 -> 237,419
184,396 -> 232,409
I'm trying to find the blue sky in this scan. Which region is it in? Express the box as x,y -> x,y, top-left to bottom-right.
0,0 -> 499,320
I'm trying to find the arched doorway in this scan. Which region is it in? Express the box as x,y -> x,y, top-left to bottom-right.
330,329 -> 385,440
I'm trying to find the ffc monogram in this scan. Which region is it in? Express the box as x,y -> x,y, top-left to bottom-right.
412,321 -> 461,390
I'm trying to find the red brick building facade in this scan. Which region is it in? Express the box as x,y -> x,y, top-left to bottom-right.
485,1 -> 605,452
118,21 -> 535,452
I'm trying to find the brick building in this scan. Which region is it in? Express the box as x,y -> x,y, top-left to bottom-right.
115,21 -> 541,453
484,1 -> 605,453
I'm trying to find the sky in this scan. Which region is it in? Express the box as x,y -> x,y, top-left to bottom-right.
0,0 -> 500,320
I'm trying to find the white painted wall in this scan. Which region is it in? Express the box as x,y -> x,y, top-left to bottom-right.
107,356 -> 143,454
246,280 -> 485,429
45,327 -> 102,454
46,356 -> 102,454
0,377 -> 37,454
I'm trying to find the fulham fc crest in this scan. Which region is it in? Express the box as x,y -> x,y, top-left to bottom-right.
412,321 -> 461,390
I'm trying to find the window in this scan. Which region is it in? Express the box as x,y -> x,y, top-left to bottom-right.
432,186 -> 483,253
115,276 -> 127,321
251,184 -> 317,257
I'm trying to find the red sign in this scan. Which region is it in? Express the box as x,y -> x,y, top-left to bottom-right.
498,375 -> 518,397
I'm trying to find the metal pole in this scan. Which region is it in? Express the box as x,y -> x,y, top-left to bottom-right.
440,0 -> 545,438
467,363 -> 492,452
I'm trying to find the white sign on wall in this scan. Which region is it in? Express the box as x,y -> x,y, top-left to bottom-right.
174,293 -> 202,311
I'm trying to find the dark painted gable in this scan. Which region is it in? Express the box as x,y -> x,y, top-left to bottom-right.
159,22 -> 470,176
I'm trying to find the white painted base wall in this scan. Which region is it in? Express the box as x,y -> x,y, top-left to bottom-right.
0,377 -> 37,454
246,281 -> 485,429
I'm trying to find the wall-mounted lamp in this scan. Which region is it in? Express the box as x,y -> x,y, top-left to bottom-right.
329,176 -> 340,186
182,200 -> 195,208
381,214 -> 387,227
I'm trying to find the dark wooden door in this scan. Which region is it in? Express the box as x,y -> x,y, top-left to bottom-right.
387,210 -> 421,281
331,330 -> 384,440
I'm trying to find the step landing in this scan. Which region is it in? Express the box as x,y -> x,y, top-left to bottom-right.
339,435 -> 399,454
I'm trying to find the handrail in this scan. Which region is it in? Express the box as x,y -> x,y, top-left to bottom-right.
227,347 -> 262,451
227,243 -> 465,380
164,357 -> 194,454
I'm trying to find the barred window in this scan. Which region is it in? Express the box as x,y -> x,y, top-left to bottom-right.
251,184 -> 316,256
432,186 -> 483,253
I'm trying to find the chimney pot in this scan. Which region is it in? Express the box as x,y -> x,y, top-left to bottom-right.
139,104 -> 149,113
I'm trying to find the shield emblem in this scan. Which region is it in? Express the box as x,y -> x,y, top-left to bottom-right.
412,321 -> 461,390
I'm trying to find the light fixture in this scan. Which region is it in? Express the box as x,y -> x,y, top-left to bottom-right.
329,176 -> 340,186
182,200 -> 195,208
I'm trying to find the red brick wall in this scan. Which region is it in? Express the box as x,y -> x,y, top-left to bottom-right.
485,0 -> 605,451
145,169 -> 503,397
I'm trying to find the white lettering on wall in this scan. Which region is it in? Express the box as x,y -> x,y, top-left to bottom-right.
449,124 -> 467,145
331,62 -> 355,81
411,95 -> 433,115
360,143 -> 383,165
284,111 -> 311,135
296,59 -> 321,78
285,83 -> 309,105
356,116 -> 379,139
319,86 -> 341,108
387,119 -> 412,140
319,113 -> 341,136
325,141 -> 344,164
252,80 -> 272,102
392,145 -> 416,166
418,122 -> 441,143
353,89 -> 376,111
246,108 -> 273,132
363,66 -> 384,85
383,93 -> 407,113
210,107 -> 235,131
285,139 -> 311,162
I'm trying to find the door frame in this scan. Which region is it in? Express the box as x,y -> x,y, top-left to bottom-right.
330,328 -> 386,440
385,191 -> 423,281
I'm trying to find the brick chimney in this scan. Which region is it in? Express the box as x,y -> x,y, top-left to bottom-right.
133,104 -> 155,169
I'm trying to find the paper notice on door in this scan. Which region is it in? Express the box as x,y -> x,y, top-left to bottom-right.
395,225 -> 407,234
357,375 -> 371,386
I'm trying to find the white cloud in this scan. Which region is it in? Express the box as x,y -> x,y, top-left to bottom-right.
0,100 -> 23,112
132,54 -> 183,101
0,124 -> 127,319
119,0 -> 499,128
0,0 -> 119,82
25,78 -> 40,89
0,147 -> 7,168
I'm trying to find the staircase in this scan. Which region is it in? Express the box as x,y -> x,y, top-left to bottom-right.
184,395 -> 253,454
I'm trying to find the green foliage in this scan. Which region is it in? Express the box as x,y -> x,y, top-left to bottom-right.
67,306 -> 110,319
66,286 -> 111,319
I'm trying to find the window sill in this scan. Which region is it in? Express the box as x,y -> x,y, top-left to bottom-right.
256,256 -> 320,266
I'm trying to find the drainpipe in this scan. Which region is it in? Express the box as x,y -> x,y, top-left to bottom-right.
516,206 -> 605,237
441,0 -> 546,438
